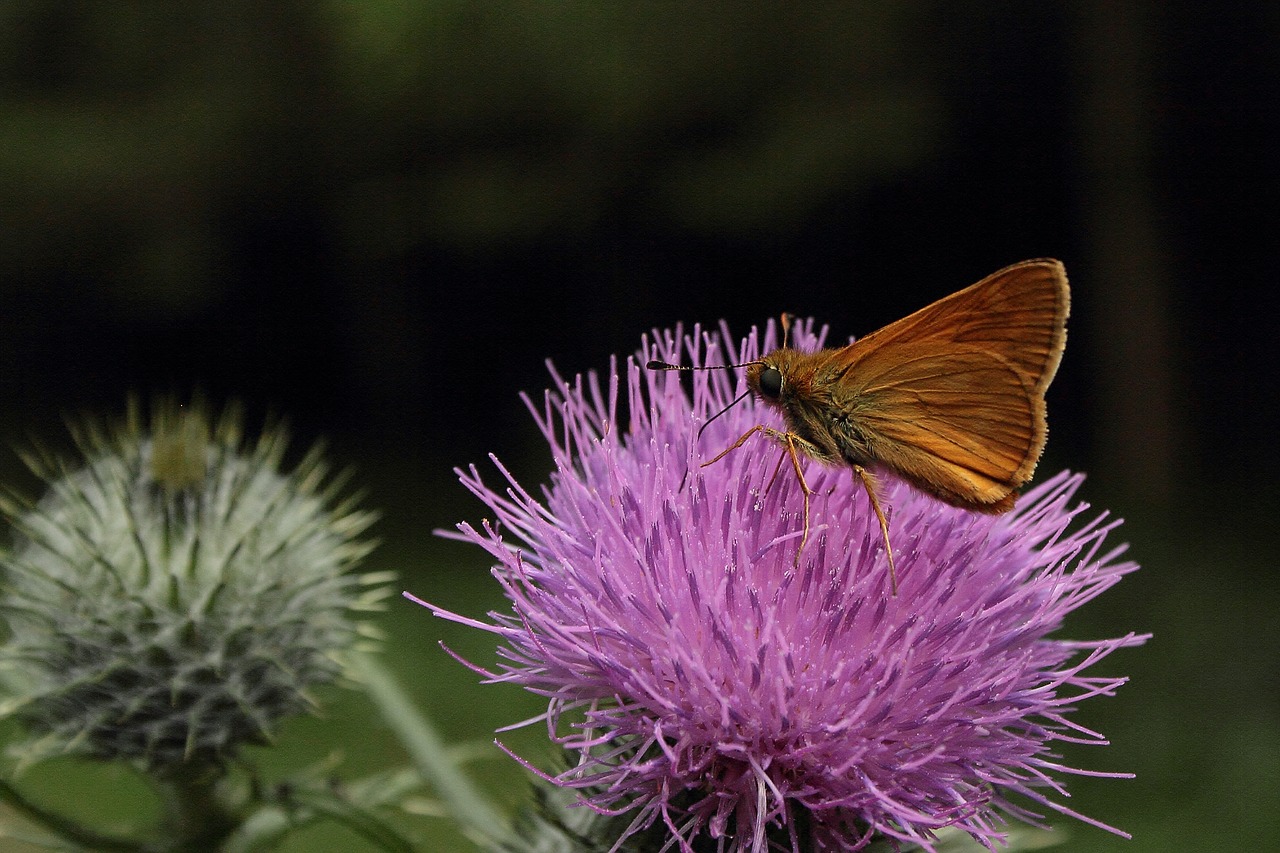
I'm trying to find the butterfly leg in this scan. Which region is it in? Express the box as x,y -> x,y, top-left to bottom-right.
702,424 -> 817,566
701,424 -> 768,468
764,444 -> 789,492
750,428 -> 817,565
853,466 -> 898,596
779,433 -> 815,566
701,424 -> 795,504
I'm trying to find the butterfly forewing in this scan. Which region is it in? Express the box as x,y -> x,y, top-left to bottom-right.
827,259 -> 1069,508
838,259 -> 1069,395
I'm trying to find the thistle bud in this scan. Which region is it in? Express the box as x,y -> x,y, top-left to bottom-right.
0,400 -> 388,775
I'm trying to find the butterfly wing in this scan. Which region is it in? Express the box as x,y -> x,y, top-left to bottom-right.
845,259 -> 1069,391
829,259 -> 1069,509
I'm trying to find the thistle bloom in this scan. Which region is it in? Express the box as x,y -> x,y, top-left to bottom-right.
418,321 -> 1146,852
0,401 -> 388,773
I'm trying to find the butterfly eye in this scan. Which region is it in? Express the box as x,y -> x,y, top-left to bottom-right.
759,366 -> 783,399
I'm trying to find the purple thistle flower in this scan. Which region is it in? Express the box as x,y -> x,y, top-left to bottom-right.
413,320 -> 1147,852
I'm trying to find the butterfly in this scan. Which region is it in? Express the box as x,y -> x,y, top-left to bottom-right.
650,258 -> 1070,594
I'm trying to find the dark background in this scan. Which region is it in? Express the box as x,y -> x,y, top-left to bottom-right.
0,2 -> 1276,851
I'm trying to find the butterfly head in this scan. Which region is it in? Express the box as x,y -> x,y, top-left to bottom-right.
746,361 -> 784,401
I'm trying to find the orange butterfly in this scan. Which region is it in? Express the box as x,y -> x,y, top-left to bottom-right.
650,258 -> 1070,594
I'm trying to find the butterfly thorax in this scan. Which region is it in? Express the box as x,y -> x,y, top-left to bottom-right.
746,347 -> 876,467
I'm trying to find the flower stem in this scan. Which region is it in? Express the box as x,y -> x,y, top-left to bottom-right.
354,650 -> 515,848
155,763 -> 238,850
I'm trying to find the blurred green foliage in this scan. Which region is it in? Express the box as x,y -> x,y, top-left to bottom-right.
0,1 -> 937,297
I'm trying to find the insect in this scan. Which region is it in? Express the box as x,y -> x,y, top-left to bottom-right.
648,258 -> 1070,594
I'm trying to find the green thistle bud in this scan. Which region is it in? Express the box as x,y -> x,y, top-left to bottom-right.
0,399 -> 389,775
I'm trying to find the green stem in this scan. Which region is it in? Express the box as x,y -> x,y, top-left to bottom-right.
155,763 -> 239,851
354,650 -> 515,848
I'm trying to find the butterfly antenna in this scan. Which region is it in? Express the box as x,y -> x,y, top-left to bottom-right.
645,359 -> 761,372
645,359 -> 763,442
779,312 -> 796,349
